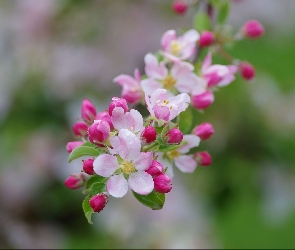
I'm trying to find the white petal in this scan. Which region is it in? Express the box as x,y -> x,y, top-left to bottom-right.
128,109 -> 144,133
144,53 -> 167,79
178,134 -> 201,154
140,78 -> 161,96
107,174 -> 129,198
202,53 -> 212,72
93,154 -> 119,177
133,152 -> 153,171
161,30 -> 176,51
111,107 -> 126,131
175,155 -> 197,173
128,171 -> 154,195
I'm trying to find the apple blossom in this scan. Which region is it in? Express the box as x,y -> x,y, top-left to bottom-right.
81,99 -> 96,124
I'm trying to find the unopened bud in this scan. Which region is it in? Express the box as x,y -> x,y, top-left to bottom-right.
89,193 -> 108,213
64,173 -> 85,189
72,121 -> 88,137
199,31 -> 215,47
95,111 -> 114,130
141,126 -> 157,144
108,97 -> 128,116
66,141 -> 83,153
193,122 -> 215,140
192,91 -> 215,110
88,120 -> 110,145
154,174 -> 172,193
242,20 -> 264,39
239,62 -> 255,81
194,151 -> 212,166
145,160 -> 164,176
81,99 -> 96,124
172,0 -> 188,15
83,158 -> 94,175
165,128 -> 183,144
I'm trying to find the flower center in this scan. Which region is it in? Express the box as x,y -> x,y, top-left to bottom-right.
162,75 -> 176,90
166,150 -> 180,160
170,41 -> 182,56
120,160 -> 136,174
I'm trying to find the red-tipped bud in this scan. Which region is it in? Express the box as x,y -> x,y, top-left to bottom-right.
89,193 -> 108,213
64,173 -> 85,189
154,174 -> 172,193
66,141 -> 83,153
95,111 -> 114,130
242,20 -> 264,39
194,151 -> 212,166
192,91 -> 215,110
145,160 -> 164,176
72,121 -> 88,137
239,62 -> 255,81
141,126 -> 157,144
165,128 -> 183,144
83,158 -> 94,175
172,0 -> 188,15
88,120 -> 110,145
193,122 -> 215,140
108,97 -> 128,116
199,31 -> 215,47
81,99 -> 96,124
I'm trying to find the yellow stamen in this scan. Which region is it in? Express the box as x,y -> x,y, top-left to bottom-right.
162,75 -> 176,90
166,150 -> 180,160
120,160 -> 136,174
170,41 -> 182,56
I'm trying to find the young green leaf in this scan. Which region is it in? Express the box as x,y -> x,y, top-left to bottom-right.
177,106 -> 193,134
217,0 -> 230,25
68,146 -> 101,163
132,190 -> 165,210
193,11 -> 211,32
82,196 -> 94,224
85,175 -> 107,189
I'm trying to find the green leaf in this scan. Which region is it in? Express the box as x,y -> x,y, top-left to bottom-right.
85,175 -> 107,189
132,190 -> 165,210
89,183 -> 106,196
217,0 -> 230,25
158,144 -> 182,153
82,196 -> 94,224
193,11 -> 211,32
68,146 -> 101,163
209,0 -> 220,7
177,106 -> 193,134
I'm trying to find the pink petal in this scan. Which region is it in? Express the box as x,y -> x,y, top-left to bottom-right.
113,74 -> 137,89
127,109 -> 144,133
150,88 -> 167,106
175,73 -> 204,94
133,152 -> 153,171
111,107 -> 126,131
93,154 -> 119,177
202,53 -> 212,72
144,53 -> 167,79
140,78 -> 161,96
156,153 -> 174,179
167,93 -> 190,114
175,155 -> 197,173
171,61 -> 194,78
134,68 -> 141,82
178,134 -> 201,154
128,171 -> 154,195
161,30 -> 176,51
228,65 -> 238,74
181,29 -> 200,44
153,105 -> 170,121
107,174 -> 129,198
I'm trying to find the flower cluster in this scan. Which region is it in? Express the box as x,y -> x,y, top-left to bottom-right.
65,2 -> 264,223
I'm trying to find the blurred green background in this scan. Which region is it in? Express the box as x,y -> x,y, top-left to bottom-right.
0,0 -> 295,248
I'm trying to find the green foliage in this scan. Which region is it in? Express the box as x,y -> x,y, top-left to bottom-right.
193,11 -> 212,32
177,106 -> 193,134
68,143 -> 102,163
82,196 -> 94,224
132,190 -> 165,210
217,0 -> 230,25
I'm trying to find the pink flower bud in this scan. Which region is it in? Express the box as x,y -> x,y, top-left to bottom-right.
64,173 -> 85,189
145,160 -> 164,176
242,20 -> 264,39
66,141 -> 83,153
81,99 -> 96,124
108,97 -> 128,116
239,62 -> 255,81
95,111 -> 114,130
83,158 -> 94,175
72,121 -> 88,137
192,91 -> 215,110
154,174 -> 172,193
122,89 -> 143,105
193,122 -> 215,140
141,126 -> 157,144
199,31 -> 215,47
89,193 -> 108,213
166,128 -> 183,144
172,0 -> 188,15
194,151 -> 212,166
88,120 -> 110,145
